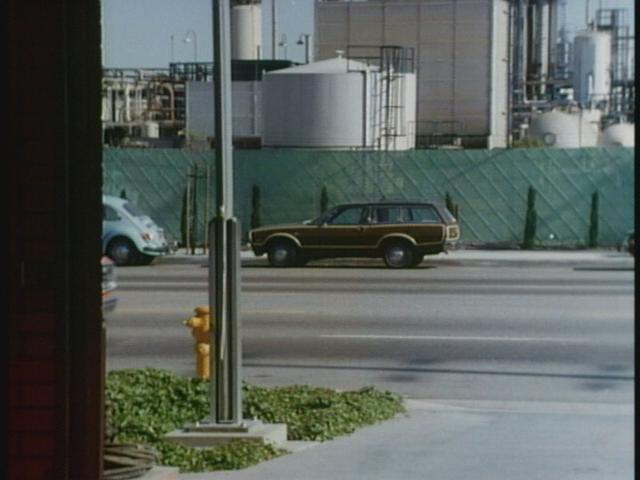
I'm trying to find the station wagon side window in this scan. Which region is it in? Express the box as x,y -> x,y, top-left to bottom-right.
328,207 -> 365,225
372,207 -> 410,224
410,206 -> 442,224
103,205 -> 120,221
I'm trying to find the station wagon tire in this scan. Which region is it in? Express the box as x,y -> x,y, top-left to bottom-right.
382,240 -> 415,269
107,237 -> 139,266
410,254 -> 424,267
267,240 -> 299,267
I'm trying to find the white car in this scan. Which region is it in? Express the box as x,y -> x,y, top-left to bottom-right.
102,195 -> 170,266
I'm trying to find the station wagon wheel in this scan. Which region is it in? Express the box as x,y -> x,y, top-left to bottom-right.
107,237 -> 139,266
410,254 -> 424,267
267,240 -> 299,267
382,240 -> 415,269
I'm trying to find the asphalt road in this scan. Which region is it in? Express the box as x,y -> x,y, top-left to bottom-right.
106,252 -> 634,405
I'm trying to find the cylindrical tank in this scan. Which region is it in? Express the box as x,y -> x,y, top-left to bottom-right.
572,30 -> 611,106
262,57 -> 370,148
599,123 -> 635,147
143,121 -> 159,139
528,110 -> 599,147
231,4 -> 262,60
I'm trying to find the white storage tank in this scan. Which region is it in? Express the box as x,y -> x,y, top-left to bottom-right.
262,56 -> 416,149
231,4 -> 262,60
572,30 -> 612,106
528,110 -> 599,148
600,123 -> 635,147
143,121 -> 160,139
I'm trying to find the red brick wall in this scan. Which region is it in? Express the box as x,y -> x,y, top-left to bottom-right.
7,2 -> 104,479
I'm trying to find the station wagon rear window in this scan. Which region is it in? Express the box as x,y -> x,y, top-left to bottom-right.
372,207 -> 410,224
410,206 -> 441,224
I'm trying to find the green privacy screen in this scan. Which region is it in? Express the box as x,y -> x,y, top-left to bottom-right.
103,147 -> 634,247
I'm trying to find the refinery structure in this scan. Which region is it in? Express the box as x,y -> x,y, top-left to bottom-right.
101,0 -> 635,150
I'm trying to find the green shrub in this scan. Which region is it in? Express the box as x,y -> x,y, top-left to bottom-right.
243,384 -> 405,442
106,368 -> 405,473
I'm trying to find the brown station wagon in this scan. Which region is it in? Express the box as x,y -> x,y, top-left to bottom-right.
249,201 -> 460,268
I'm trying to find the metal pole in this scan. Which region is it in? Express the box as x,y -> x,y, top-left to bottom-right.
191,164 -> 198,255
210,0 -> 242,425
305,34 -> 311,64
204,164 -> 210,254
185,166 -> 192,254
272,0 -> 277,59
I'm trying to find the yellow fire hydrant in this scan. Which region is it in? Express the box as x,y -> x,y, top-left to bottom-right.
183,306 -> 213,379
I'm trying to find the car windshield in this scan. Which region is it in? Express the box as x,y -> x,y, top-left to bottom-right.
122,201 -> 147,218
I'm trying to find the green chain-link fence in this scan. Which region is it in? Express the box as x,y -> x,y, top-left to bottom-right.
103,147 -> 634,247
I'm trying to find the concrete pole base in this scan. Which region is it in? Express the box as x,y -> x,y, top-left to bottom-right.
164,420 -> 288,448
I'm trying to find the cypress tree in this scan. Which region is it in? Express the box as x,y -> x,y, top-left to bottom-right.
445,192 -> 454,213
445,192 -> 459,220
251,184 -> 262,230
588,191 -> 599,248
320,186 -> 329,215
522,186 -> 537,249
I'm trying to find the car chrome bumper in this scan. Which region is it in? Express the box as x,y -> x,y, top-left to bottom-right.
142,245 -> 171,255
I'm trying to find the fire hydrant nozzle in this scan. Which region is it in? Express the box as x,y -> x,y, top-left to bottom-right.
183,306 -> 213,379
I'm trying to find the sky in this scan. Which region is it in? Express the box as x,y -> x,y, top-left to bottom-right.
102,0 -> 635,68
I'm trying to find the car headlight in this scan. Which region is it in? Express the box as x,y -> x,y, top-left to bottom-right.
141,232 -> 154,241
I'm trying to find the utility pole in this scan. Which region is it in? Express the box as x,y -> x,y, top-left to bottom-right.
209,0 -> 242,425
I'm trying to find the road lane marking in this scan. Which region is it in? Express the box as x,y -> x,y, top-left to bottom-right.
319,334 -> 586,343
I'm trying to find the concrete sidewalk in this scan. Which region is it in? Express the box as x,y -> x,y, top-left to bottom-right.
177,399 -> 633,480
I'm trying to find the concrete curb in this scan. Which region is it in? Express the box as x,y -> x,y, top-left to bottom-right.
156,248 -> 634,268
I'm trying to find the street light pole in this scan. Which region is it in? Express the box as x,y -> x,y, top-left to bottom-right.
297,33 -> 311,64
170,34 -> 175,63
209,0 -> 242,425
183,29 -> 198,62
278,34 -> 288,60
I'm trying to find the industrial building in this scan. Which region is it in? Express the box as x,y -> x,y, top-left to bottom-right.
315,0 -> 634,148
315,0 -> 510,149
101,0 -> 635,150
